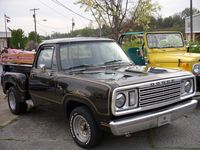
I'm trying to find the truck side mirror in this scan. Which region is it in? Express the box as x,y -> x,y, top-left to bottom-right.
39,64 -> 46,72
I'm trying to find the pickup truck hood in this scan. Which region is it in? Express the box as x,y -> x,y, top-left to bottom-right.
151,51 -> 200,63
72,65 -> 192,87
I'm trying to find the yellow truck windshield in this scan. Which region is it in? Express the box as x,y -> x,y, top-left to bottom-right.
146,33 -> 184,49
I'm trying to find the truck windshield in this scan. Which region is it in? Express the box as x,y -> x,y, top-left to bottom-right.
59,41 -> 132,70
146,33 -> 184,49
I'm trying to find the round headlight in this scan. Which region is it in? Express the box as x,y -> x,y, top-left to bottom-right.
184,80 -> 192,93
115,93 -> 126,108
193,64 -> 200,75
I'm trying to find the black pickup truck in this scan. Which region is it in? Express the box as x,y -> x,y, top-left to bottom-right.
1,37 -> 198,148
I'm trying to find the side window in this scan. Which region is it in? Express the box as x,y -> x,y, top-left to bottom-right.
52,50 -> 57,70
37,46 -> 54,69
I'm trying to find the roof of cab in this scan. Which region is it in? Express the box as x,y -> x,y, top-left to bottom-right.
41,37 -> 114,45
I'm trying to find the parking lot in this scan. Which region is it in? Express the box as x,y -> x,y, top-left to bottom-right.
0,85 -> 200,150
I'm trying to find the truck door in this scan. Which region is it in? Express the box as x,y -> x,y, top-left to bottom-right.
29,45 -> 59,106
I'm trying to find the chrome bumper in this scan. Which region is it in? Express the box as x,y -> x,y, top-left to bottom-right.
109,100 -> 198,136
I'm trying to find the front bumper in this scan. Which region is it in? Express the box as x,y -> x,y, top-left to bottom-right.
109,99 -> 198,136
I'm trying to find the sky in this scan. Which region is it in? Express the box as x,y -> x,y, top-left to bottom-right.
0,0 -> 200,36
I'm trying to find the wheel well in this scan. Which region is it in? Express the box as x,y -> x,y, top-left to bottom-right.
66,101 -> 90,119
5,82 -> 14,92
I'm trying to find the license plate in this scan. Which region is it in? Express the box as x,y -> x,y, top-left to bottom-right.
158,114 -> 171,127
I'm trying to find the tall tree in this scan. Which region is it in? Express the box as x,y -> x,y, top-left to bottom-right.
10,29 -> 26,49
76,0 -> 160,40
28,31 -> 42,44
148,7 -> 200,32
181,8 -> 200,18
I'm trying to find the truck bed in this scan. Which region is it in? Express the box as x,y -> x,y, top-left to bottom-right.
2,63 -> 32,74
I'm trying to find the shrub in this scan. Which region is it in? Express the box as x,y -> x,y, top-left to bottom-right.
188,41 -> 200,53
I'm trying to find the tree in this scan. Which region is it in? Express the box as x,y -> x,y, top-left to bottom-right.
148,7 -> 200,32
28,31 -> 42,44
10,29 -> 26,49
181,8 -> 200,18
76,0 -> 160,40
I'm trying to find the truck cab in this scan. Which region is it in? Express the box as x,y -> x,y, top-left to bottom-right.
119,31 -> 200,90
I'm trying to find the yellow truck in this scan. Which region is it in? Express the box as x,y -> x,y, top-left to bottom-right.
118,31 -> 200,90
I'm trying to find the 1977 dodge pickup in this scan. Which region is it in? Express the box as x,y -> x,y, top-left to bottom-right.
1,37 -> 198,148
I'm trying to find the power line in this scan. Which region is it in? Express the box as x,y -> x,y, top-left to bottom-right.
38,0 -> 71,21
51,0 -> 93,22
38,0 -> 90,29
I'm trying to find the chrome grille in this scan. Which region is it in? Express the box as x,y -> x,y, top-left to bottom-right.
139,81 -> 181,107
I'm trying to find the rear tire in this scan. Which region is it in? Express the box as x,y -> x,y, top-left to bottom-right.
7,86 -> 27,115
69,106 -> 102,148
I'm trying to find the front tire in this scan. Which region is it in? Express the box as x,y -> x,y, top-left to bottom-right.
69,106 -> 102,148
7,86 -> 27,115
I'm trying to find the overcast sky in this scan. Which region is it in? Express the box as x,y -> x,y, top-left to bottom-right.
0,0 -> 200,36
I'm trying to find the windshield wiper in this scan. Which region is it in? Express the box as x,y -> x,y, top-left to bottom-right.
66,64 -> 93,70
104,59 -> 123,65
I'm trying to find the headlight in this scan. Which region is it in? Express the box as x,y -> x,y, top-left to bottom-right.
115,93 -> 126,108
193,64 -> 200,75
181,78 -> 194,98
184,80 -> 192,93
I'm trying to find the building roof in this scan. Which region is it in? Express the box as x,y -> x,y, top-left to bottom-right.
41,37 -> 114,45
0,32 -> 11,38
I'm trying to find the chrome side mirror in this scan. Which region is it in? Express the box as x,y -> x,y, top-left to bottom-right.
39,64 -> 46,72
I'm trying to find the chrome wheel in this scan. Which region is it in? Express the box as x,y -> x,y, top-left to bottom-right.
8,91 -> 16,111
72,115 -> 91,143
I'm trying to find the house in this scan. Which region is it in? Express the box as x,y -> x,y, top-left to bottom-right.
0,31 -> 11,51
185,13 -> 200,42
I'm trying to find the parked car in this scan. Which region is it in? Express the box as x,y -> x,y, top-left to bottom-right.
118,31 -> 200,90
1,37 -> 198,148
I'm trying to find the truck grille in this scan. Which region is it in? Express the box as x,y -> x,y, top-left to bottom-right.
139,81 -> 181,107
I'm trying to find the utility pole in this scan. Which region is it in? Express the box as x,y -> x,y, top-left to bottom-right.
30,8 -> 40,44
4,14 -> 10,47
4,15 -> 8,47
190,0 -> 193,41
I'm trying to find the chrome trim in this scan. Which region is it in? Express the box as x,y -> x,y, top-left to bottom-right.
139,88 -> 180,100
111,75 -> 196,116
110,99 -> 198,136
139,83 -> 181,95
139,93 -> 180,106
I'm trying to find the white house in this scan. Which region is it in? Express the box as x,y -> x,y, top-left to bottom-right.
0,31 -> 11,51
185,13 -> 200,41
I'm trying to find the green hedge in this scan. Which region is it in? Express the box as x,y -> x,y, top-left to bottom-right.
189,41 -> 200,53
